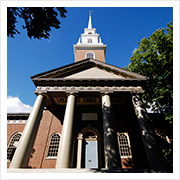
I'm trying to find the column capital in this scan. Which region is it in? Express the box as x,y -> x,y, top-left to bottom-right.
100,91 -> 113,97
37,92 -> 48,98
77,133 -> 83,140
66,91 -> 79,98
130,91 -> 140,97
132,94 -> 144,107
101,92 -> 112,108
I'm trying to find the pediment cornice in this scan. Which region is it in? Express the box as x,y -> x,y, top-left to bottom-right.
31,59 -> 147,87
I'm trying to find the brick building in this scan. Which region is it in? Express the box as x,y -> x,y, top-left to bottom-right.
7,13 -> 165,171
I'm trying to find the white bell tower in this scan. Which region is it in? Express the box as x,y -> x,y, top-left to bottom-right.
73,11 -> 107,62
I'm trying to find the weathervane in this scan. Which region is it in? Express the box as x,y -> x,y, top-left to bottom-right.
89,10 -> 93,17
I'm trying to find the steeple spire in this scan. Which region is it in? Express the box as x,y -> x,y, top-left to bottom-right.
74,11 -> 107,62
88,10 -> 93,29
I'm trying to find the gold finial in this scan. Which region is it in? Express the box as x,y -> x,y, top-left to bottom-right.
89,10 -> 93,17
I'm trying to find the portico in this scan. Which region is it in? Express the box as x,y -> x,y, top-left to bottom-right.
9,72 -> 156,169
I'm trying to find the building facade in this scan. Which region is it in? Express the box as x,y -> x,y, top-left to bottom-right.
7,14 -> 165,171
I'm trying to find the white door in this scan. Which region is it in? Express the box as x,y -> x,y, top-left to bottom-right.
85,140 -> 98,168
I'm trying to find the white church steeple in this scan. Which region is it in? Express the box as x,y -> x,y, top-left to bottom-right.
74,11 -> 107,62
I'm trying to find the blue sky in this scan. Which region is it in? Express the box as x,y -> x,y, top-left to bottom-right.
6,5 -> 174,112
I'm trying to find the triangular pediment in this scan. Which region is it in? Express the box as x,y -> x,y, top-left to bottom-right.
31,59 -> 147,86
63,67 -> 125,79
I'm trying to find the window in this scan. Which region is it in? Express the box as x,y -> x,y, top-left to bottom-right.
47,133 -> 60,157
86,52 -> 95,59
88,38 -> 92,43
117,133 -> 132,158
7,132 -> 22,162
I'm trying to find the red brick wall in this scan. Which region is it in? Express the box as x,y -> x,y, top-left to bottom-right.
40,111 -> 63,168
7,124 -> 26,145
75,49 -> 105,62
7,110 -> 63,169
28,110 -> 63,168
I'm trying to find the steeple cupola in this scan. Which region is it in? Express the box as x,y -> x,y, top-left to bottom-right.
73,12 -> 107,63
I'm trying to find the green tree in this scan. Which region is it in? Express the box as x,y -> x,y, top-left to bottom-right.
125,22 -> 173,168
7,7 -> 67,39
126,22 -> 173,123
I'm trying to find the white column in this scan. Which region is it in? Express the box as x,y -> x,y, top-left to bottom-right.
9,93 -> 46,168
132,94 -> 165,169
56,93 -> 76,168
76,133 -> 83,168
102,93 -> 121,169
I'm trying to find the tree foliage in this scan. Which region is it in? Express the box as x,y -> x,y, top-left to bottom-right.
7,7 -> 67,39
125,22 -> 173,123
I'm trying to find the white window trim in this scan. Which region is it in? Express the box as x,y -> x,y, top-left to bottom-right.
46,132 -> 61,159
117,132 -> 132,159
45,156 -> 58,160
85,51 -> 95,59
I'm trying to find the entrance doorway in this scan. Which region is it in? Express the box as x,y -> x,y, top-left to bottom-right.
84,132 -> 98,168
76,126 -> 100,169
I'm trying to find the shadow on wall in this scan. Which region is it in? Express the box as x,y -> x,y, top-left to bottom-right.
27,148 -> 35,168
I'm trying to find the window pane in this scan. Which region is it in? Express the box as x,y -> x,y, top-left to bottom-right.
86,52 -> 94,59
118,133 -> 132,158
88,38 -> 92,43
47,134 -> 60,157
7,133 -> 22,162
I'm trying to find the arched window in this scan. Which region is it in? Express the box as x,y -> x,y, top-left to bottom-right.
7,132 -> 22,162
117,133 -> 132,158
88,38 -> 92,43
47,133 -> 60,157
86,52 -> 95,59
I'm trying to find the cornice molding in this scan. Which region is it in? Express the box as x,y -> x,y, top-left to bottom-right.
74,44 -> 107,49
34,85 -> 144,94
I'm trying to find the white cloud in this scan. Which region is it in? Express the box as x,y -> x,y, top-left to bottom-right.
7,96 -> 32,113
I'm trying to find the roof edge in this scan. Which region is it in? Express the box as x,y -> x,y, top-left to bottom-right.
31,58 -> 148,80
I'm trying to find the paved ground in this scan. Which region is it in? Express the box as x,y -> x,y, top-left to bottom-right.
7,168 -> 172,173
